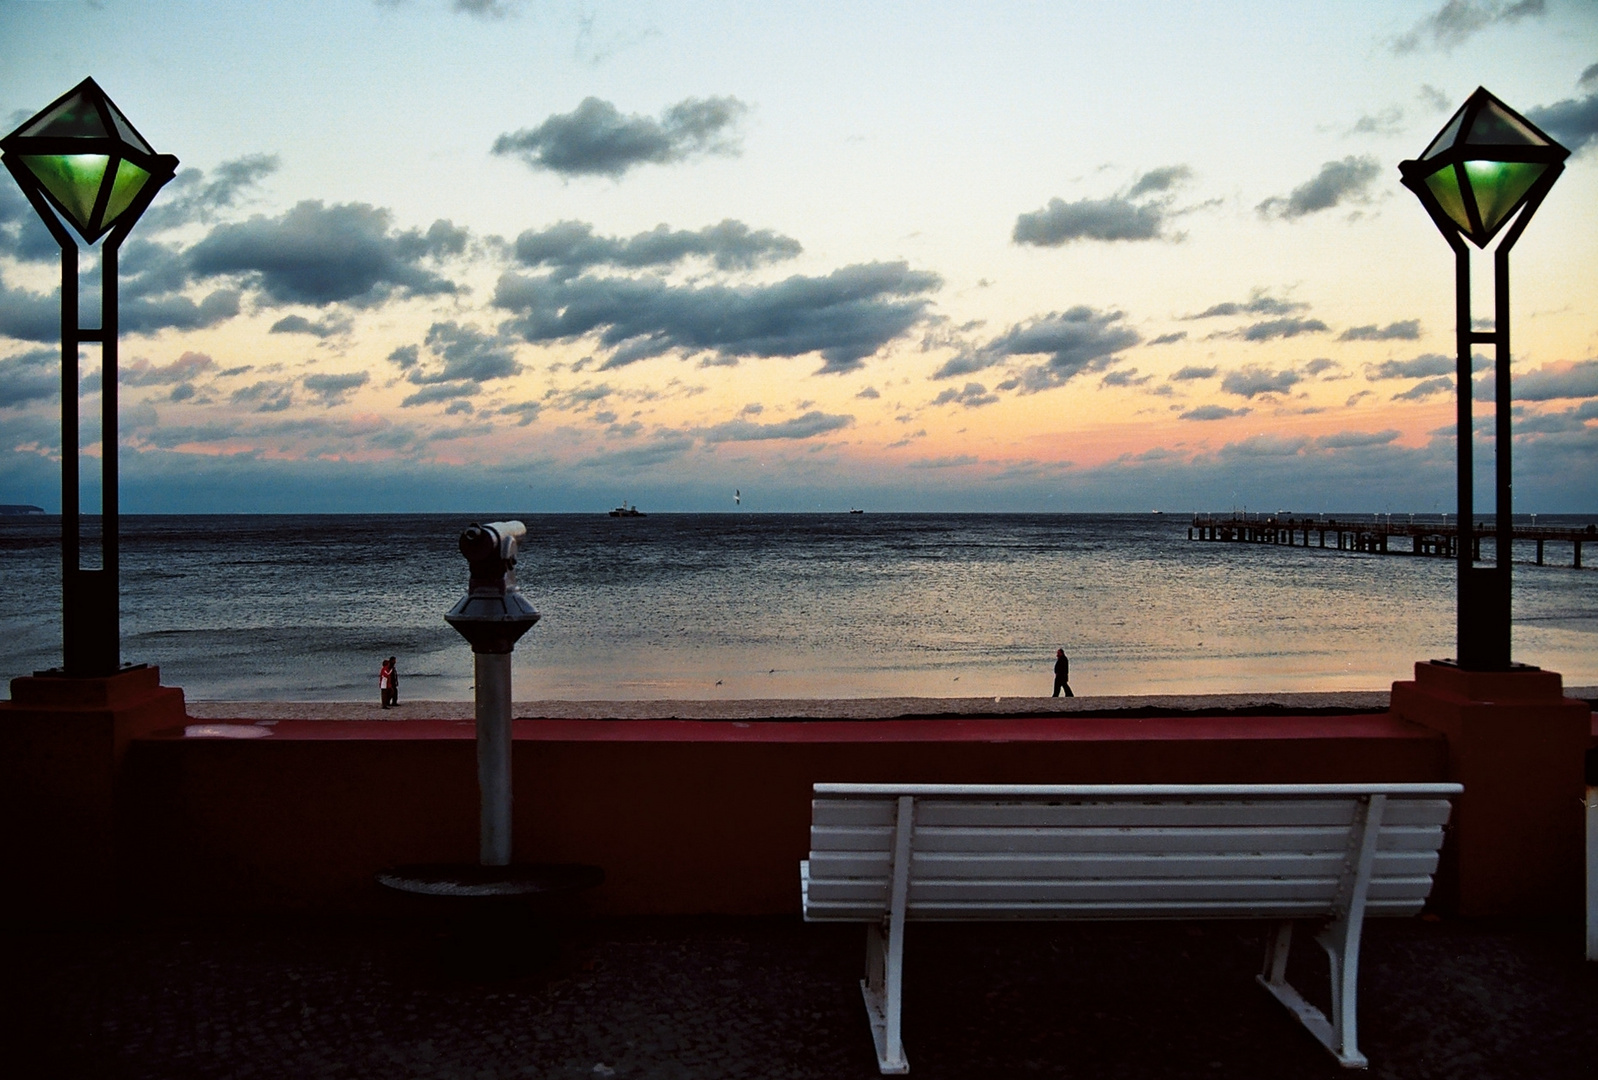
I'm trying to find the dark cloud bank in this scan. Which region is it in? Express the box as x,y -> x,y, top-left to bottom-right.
493,96 -> 746,178
494,259 -> 940,375
1013,166 -> 1192,246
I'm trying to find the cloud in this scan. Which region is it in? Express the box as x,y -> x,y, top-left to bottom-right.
1013,196 -> 1165,244
1392,1 -> 1546,54
494,261 -> 940,374
497,401 -> 543,426
1125,165 -> 1193,198
1393,376 -> 1453,400
451,0 -> 527,17
0,347 -> 57,409
0,270 -> 60,343
1526,88 -> 1598,155
1100,369 -> 1151,388
513,219 -> 801,278
121,351 -> 217,386
699,410 -> 853,442
1511,359 -> 1598,401
1257,156 -> 1380,219
122,288 -> 241,335
1368,353 -> 1455,379
1186,292 -> 1307,319
138,154 -> 279,231
1239,317 -> 1329,342
1149,331 -> 1187,346
0,183 -> 61,262
1180,404 -> 1249,420
270,313 -> 354,338
934,306 -> 1140,390
1340,320 -> 1421,342
931,382 -> 1000,408
229,380 -> 295,413
492,95 -> 746,178
1170,365 -> 1217,381
388,322 -> 519,408
303,371 -> 370,406
1012,165 -> 1195,248
400,382 -> 480,408
1304,358 -> 1341,376
1348,107 -> 1407,136
1221,366 -> 1301,398
1314,429 -> 1400,449
187,201 -> 463,306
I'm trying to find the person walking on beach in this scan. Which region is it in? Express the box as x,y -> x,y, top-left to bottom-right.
379,657 -> 396,709
1052,648 -> 1073,698
387,656 -> 400,707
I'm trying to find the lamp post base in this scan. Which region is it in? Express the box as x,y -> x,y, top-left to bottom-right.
0,666 -> 188,923
1391,661 -> 1589,917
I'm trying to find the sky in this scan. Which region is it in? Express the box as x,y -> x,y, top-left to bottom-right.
0,0 -> 1596,514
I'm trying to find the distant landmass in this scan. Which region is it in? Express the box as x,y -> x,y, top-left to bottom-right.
0,505 -> 45,515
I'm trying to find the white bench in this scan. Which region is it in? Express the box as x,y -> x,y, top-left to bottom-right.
801,782 -> 1460,1073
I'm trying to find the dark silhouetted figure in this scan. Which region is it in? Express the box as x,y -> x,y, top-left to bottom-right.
1052,648 -> 1073,698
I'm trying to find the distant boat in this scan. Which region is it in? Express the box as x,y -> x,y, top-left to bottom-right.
849,508 -> 864,514
0,504 -> 45,516
609,503 -> 646,517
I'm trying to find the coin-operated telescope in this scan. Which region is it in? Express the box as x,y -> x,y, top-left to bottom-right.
445,520 -> 539,865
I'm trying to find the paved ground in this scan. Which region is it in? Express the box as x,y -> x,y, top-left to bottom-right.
182,688 -> 1598,722
183,691 -> 1400,722
4,913 -> 1593,1079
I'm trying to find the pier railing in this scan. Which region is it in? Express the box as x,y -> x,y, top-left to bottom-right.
1188,514 -> 1594,567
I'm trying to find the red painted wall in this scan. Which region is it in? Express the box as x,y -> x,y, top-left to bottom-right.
123,714 -> 1448,916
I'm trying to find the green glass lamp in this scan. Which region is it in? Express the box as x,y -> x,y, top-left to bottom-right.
1,77 -> 178,246
1398,87 -> 1567,249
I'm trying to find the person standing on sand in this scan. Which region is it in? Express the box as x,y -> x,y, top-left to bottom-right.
1052,648 -> 1073,698
379,657 -> 395,708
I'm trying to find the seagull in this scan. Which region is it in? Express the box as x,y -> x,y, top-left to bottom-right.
735,489 -> 741,505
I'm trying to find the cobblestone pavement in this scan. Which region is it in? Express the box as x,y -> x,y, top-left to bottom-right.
182,692 -> 1400,722
3,915 -> 1594,1079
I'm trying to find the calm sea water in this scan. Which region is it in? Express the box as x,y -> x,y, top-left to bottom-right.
1,513 -> 1595,701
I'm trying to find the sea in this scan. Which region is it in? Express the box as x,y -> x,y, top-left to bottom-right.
2,512 -> 1595,701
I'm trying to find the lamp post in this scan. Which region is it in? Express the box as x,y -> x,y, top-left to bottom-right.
1,78 -> 178,677
1398,87 -> 1567,671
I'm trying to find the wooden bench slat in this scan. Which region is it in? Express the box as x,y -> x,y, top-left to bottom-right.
812,798 -> 1454,829
810,823 -> 1447,855
807,849 -> 1441,881
807,874 -> 1438,906
805,897 -> 1431,921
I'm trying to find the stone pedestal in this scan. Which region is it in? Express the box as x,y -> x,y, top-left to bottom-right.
1390,662 -> 1591,918
0,667 -> 187,923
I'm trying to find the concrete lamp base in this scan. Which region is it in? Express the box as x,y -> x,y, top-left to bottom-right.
1390,662 -> 1591,918
0,666 -> 188,923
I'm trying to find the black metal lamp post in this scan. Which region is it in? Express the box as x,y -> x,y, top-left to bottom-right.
1,78 -> 178,678
1398,87 -> 1567,671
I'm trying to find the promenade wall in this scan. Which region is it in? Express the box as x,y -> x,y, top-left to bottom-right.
129,711 -> 1447,916
5,669 -> 1592,923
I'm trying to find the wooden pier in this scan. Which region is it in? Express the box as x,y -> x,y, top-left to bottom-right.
1188,515 -> 1595,568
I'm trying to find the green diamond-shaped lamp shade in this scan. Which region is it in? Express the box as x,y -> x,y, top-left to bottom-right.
1,78 -> 178,245
1399,87 -> 1567,248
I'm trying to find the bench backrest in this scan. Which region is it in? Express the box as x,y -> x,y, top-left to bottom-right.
803,783 -> 1460,922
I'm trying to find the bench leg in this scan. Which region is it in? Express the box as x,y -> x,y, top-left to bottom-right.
1256,919 -> 1368,1068
861,920 -> 909,1074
